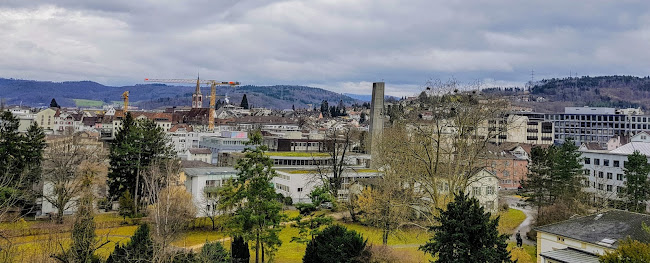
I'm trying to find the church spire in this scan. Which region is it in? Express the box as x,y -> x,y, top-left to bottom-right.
192,73 -> 203,108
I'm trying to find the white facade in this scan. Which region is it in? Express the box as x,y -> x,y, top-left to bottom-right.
580,132 -> 650,210
183,167 -> 237,217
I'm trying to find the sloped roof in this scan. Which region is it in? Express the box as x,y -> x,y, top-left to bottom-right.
540,248 -> 599,263
535,210 -> 650,248
610,142 -> 650,156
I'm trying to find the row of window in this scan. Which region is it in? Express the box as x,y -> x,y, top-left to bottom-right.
275,183 -> 289,192
584,158 -> 622,167
277,174 -> 290,180
472,186 -> 496,196
272,159 -> 332,166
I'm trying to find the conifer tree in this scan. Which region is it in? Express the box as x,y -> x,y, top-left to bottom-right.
22,122 -> 45,185
240,94 -> 249,109
218,131 -> 282,263
231,236 -> 250,263
50,98 -> 60,108
107,224 -> 154,263
303,225 -> 368,263
419,191 -> 513,263
108,113 -> 173,213
621,151 -> 650,212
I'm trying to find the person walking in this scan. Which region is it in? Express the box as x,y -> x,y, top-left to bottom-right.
516,230 -> 523,248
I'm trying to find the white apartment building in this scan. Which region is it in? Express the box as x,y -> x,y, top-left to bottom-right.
580,131 -> 650,210
183,167 -> 237,217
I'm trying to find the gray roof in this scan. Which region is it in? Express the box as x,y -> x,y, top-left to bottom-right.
540,248 -> 599,263
535,210 -> 650,248
610,142 -> 650,156
189,148 -> 212,154
184,167 -> 237,177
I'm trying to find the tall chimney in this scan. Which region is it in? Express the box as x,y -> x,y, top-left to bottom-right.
368,82 -> 384,168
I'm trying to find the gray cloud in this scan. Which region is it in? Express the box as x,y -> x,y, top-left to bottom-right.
1,0 -> 649,97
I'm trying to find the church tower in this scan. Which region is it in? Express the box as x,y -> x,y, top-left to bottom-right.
192,76 -> 203,108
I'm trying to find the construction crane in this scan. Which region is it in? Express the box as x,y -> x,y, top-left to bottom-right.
144,78 -> 240,130
122,91 -> 129,113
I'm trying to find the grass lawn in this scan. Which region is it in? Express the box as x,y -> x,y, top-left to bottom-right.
507,242 -> 536,263
172,230 -> 227,248
497,208 -> 526,235
73,99 -> 104,107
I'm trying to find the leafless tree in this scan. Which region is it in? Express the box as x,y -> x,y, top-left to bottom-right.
42,133 -> 106,224
143,159 -> 196,261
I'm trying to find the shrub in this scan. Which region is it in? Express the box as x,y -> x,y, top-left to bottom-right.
198,241 -> 229,263
303,224 -> 369,263
295,203 -> 318,215
500,202 -> 510,212
284,196 -> 294,206
107,224 -> 154,263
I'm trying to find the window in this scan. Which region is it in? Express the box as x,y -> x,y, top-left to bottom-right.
617,186 -> 623,193
503,171 -> 510,178
486,186 -> 495,195
607,173 -> 613,180
607,185 -> 613,192
598,171 -> 604,178
617,174 -> 624,181
614,160 -> 620,167
297,188 -> 303,192
598,184 -> 604,190
595,159 -> 600,165
584,169 -> 590,175
604,160 -> 610,166
206,180 -> 218,187
584,158 -> 591,164
473,187 -> 481,196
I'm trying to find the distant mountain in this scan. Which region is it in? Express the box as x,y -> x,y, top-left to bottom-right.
0,78 -> 361,110
343,93 -> 399,102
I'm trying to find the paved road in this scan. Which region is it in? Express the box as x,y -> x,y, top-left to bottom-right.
502,195 -> 536,246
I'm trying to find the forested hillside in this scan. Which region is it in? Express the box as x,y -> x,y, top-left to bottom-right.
530,75 -> 650,110
0,78 -> 360,109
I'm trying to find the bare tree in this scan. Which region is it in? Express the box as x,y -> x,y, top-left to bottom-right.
201,186 -> 222,230
143,159 -> 196,261
42,133 -> 105,224
377,80 -> 508,224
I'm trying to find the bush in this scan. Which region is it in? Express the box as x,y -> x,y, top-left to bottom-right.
500,202 -> 510,212
199,241 -> 229,263
284,196 -> 294,206
295,203 -> 318,215
107,224 -> 154,263
303,225 -> 369,263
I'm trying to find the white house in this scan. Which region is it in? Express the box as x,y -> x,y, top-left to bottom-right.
187,148 -> 213,164
536,210 -> 650,263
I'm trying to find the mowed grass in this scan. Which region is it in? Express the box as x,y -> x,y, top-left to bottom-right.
497,208 -> 527,235
73,99 -> 104,107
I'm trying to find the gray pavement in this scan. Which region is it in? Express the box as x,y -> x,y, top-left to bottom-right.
502,195 -> 536,246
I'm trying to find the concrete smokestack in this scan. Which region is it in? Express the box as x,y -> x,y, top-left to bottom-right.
368,82 -> 384,167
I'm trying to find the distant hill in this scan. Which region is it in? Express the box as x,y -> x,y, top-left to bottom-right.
344,93 -> 400,102
528,75 -> 650,111
0,78 -> 361,110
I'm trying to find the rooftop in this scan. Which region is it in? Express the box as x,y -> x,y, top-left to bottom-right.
189,148 -> 212,154
539,248 -> 599,263
535,210 -> 650,248
184,167 -> 237,177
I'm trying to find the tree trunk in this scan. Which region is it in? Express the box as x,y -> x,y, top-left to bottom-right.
256,232 -> 260,263
57,206 -> 65,224
211,217 -> 215,230
382,229 -> 389,245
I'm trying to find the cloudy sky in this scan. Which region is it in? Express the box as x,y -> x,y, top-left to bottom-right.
2,1 -> 650,96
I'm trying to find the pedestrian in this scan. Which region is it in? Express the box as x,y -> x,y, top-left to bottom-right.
516,230 -> 523,248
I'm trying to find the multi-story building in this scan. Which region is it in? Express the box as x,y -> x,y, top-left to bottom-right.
484,144 -> 530,190
36,108 -> 57,131
545,106 -> 650,147
198,131 -> 249,164
580,131 -> 650,210
492,113 -> 554,145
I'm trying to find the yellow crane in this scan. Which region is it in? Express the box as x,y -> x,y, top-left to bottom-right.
122,91 -> 129,113
144,78 -> 240,130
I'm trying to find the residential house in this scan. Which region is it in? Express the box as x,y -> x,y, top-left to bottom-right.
536,210 -> 650,263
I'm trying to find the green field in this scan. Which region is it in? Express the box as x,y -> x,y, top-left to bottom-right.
3,207 -> 532,263
73,99 -> 104,107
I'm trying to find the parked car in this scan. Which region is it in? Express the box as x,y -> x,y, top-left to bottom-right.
320,201 -> 333,209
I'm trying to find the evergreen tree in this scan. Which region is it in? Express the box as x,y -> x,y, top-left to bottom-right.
419,191 -> 513,263
108,113 -> 173,212
218,131 -> 283,263
320,100 -> 329,117
621,151 -> 650,212
50,98 -> 60,108
231,236 -> 250,263
240,94 -> 249,109
107,224 -> 154,263
22,122 -> 45,185
199,241 -> 229,263
0,112 -> 24,180
303,225 -> 368,263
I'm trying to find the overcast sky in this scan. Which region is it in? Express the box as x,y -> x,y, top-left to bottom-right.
2,1 -> 650,96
